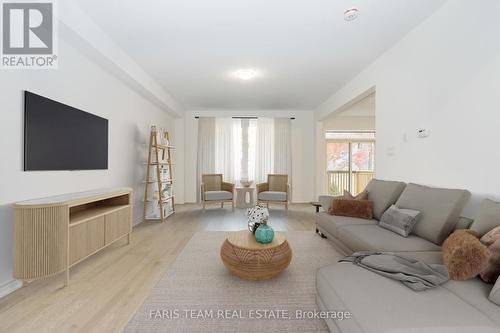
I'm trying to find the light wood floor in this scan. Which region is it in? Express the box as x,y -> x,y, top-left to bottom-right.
0,203 -> 316,333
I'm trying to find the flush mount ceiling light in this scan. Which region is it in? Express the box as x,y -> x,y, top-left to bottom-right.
234,69 -> 258,80
344,7 -> 359,21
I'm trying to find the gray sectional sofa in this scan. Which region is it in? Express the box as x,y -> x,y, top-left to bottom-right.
315,179 -> 500,333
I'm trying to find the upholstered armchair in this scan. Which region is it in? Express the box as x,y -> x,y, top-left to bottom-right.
201,174 -> 235,211
256,174 -> 290,211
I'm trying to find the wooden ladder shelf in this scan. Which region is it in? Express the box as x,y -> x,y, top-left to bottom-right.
143,126 -> 175,222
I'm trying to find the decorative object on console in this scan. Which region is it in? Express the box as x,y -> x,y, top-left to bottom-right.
328,199 -> 374,220
255,224 -> 275,244
379,205 -> 421,237
442,229 -> 490,280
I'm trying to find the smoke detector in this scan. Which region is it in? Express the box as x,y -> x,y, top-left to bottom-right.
344,7 -> 359,21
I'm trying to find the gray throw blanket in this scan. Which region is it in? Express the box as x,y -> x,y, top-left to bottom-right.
340,251 -> 449,291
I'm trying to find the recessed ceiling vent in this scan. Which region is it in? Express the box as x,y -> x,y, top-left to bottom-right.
344,7 -> 359,22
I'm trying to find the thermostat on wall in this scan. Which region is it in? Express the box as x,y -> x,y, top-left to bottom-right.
417,128 -> 429,138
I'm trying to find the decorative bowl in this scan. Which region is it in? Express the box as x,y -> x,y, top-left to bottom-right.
240,180 -> 253,187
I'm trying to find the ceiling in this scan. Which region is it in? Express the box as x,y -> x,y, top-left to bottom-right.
77,0 -> 445,111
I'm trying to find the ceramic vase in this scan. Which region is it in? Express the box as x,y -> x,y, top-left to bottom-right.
255,225 -> 274,244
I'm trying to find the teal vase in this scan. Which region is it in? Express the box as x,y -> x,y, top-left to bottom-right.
255,225 -> 274,244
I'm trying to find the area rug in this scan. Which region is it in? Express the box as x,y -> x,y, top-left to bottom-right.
125,231 -> 342,333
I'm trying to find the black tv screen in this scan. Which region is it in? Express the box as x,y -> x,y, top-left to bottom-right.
24,91 -> 108,171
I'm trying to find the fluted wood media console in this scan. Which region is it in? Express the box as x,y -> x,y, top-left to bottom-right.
13,188 -> 133,286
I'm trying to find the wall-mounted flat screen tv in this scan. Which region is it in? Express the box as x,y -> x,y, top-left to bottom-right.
24,91 -> 108,171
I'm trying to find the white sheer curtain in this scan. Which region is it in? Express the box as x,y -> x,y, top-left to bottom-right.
274,118 -> 292,176
273,118 -> 292,199
197,116 -> 292,199
196,117 -> 216,202
214,118 -> 240,183
251,117 -> 291,190
253,118 -> 274,184
247,119 -> 257,182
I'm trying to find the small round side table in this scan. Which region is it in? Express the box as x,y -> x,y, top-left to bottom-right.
235,187 -> 255,208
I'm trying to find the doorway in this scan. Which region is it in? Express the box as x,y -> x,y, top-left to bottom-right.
322,92 -> 376,195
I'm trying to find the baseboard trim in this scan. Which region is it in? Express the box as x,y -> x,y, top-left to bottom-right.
0,279 -> 22,299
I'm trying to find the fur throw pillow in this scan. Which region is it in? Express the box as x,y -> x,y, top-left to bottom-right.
329,199 -> 373,220
442,230 -> 491,280
480,227 -> 500,283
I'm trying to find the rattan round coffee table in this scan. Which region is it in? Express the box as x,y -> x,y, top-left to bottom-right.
220,230 -> 292,281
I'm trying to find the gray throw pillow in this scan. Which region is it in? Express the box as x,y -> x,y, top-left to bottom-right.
379,205 -> 421,237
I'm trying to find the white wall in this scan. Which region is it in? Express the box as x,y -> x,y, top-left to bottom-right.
179,110 -> 315,203
0,38 -> 174,294
316,0 -> 500,216
323,116 -> 375,131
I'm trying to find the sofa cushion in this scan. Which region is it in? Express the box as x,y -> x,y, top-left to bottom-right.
395,183 -> 471,245
471,199 -> 500,236
444,278 -> 500,326
258,191 -> 286,201
316,212 -> 373,238
316,263 -> 500,333
316,271 -> 363,333
337,224 -> 441,253
490,277 -> 500,306
204,190 -> 232,201
365,179 -> 407,220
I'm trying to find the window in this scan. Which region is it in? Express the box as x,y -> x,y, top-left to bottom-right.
325,131 -> 375,195
208,117 -> 291,184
